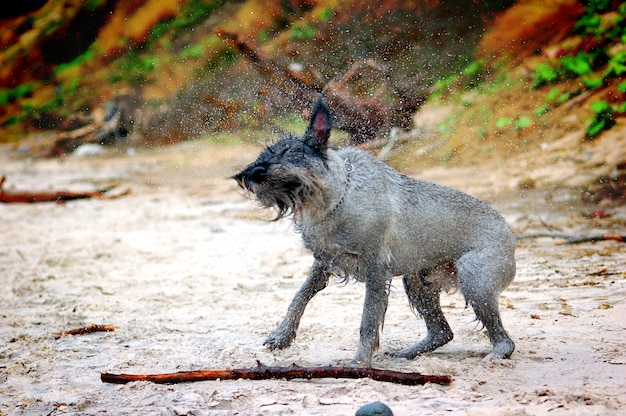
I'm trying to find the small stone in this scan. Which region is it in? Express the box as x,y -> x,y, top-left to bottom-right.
355,401 -> 393,416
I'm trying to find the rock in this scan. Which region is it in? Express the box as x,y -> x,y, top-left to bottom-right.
355,401 -> 393,416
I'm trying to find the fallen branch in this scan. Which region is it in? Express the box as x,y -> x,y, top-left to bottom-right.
101,360 -> 452,386
55,324 -> 116,339
561,234 -> 625,244
517,232 -> 625,244
215,30 -> 429,144
46,93 -> 140,157
0,176 -> 129,203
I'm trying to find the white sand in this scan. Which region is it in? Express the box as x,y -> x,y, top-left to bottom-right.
1,139 -> 624,415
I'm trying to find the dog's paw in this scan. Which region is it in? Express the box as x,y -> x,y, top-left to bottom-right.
350,350 -> 373,368
484,339 -> 515,360
263,330 -> 295,350
387,348 -> 417,360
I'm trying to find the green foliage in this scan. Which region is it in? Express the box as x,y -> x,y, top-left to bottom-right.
179,43 -> 205,59
534,104 -> 549,116
290,23 -> 316,41
573,11 -> 602,35
84,0 -> 107,10
204,47 -> 236,72
556,91 -> 572,105
0,76 -> 85,127
495,117 -> 512,129
616,101 -> 626,113
54,47 -> 96,74
109,51 -> 160,86
147,0 -> 225,44
149,18 -> 175,42
0,83 -> 35,105
582,75 -> 604,88
173,0 -> 226,35
586,100 -> 616,137
462,60 -> 485,88
531,62 -> 560,89
532,51 -> 605,89
545,88 -> 562,103
514,116 -> 533,130
434,74 -> 459,93
532,2 -> 624,92
436,115 -> 457,137
319,7 -> 334,22
560,52 -> 592,76
432,60 -> 486,98
495,115 -> 533,130
605,50 -> 626,77
574,0 -> 620,37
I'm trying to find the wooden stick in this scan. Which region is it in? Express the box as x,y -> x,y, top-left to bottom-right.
101,360 -> 452,386
0,176 -> 128,203
55,324 -> 116,339
561,234 -> 624,244
517,232 -> 625,244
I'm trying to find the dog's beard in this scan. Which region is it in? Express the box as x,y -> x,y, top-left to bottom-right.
245,167 -> 327,221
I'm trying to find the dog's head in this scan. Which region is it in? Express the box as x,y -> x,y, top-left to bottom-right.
232,99 -> 333,220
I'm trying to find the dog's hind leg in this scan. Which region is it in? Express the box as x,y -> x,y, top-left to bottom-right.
456,248 -> 515,359
389,269 -> 453,359
264,260 -> 330,350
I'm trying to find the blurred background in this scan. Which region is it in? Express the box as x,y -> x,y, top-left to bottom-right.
0,0 -> 624,194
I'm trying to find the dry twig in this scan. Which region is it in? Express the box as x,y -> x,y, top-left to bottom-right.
55,324 -> 116,339
101,361 -> 452,386
0,176 -> 129,203
517,232 -> 625,244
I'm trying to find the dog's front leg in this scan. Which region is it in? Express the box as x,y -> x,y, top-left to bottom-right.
264,259 -> 329,350
352,265 -> 389,367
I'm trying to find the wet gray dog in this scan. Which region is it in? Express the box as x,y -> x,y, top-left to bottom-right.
233,99 -> 516,367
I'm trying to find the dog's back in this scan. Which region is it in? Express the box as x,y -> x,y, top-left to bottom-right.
306,147 -> 515,279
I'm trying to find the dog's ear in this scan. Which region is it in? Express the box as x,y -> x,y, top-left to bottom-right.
304,98 -> 332,151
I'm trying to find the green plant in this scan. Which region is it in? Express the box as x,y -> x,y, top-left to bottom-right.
319,7 -> 334,21
179,43 -> 204,59
461,60 -> 485,88
290,23 -> 316,41
0,83 -> 35,105
495,117 -> 512,129
149,18 -> 175,43
582,75 -> 604,88
172,0 -> 226,35
586,100 -> 616,137
604,50 -> 626,77
534,104 -> 549,116
556,91 -> 572,105
545,88 -> 561,102
574,0 -> 613,36
109,51 -> 160,86
560,52 -> 592,76
514,116 -> 533,130
54,47 -> 96,74
531,63 -> 560,89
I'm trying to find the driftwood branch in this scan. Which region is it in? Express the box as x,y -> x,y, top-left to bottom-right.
216,29 -> 429,144
0,176 -> 129,203
101,361 -> 452,386
55,324 -> 116,339
561,234 -> 624,244
46,93 -> 140,157
517,232 -> 625,244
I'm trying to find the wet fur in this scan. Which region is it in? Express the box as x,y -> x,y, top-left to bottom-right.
233,99 -> 516,367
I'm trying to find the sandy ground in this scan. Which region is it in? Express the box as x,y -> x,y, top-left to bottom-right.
1,138 -> 625,415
